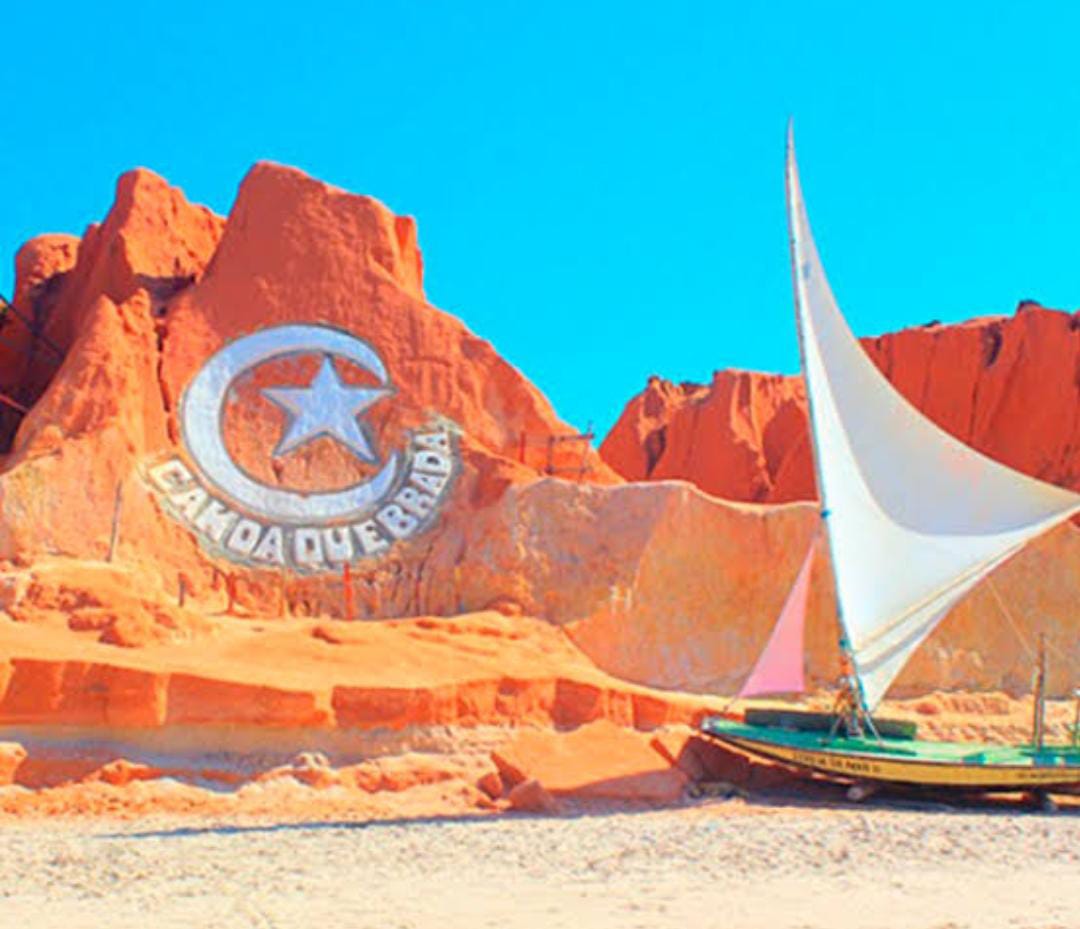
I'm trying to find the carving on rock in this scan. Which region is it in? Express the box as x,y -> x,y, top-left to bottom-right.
144,323 -> 459,574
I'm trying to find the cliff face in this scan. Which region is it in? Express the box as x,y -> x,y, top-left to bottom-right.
587,305 -> 1079,697
601,306 -> 1080,503
599,371 -> 815,503
0,163 -> 1076,714
0,163 -> 619,571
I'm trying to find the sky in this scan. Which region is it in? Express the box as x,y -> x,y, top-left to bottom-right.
3,2 -> 1079,436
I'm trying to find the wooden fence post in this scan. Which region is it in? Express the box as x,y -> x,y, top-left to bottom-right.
107,481 -> 124,562
342,562 -> 354,621
226,574 -> 237,615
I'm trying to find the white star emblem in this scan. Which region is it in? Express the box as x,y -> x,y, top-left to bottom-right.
262,356 -> 389,462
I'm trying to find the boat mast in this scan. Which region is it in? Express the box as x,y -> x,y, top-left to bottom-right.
1031,634 -> 1047,750
784,125 -> 877,737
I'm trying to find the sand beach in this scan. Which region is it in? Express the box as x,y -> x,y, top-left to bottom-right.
1,796 -> 1078,929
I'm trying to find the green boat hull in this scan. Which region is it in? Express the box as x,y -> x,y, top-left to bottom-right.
701,715 -> 1080,792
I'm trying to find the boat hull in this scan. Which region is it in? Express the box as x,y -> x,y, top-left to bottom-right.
701,716 -> 1080,792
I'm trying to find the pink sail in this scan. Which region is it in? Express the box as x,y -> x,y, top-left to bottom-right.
739,541 -> 816,698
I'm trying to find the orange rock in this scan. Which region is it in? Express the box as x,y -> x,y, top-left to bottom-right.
165,674 -> 329,728
0,659 -> 166,727
494,720 -> 688,803
157,161 -> 617,483
37,169 -> 221,371
490,749 -> 529,790
552,679 -> 630,728
632,693 -> 680,731
601,371 -> 813,502
0,607 -> 721,733
258,752 -> 341,789
595,377 -> 703,488
371,754 -> 469,793
506,778 -> 559,813
0,235 -> 81,452
653,730 -> 809,792
98,611 -> 181,648
675,734 -> 753,784
0,742 -> 27,785
602,305 -> 1080,504
334,753 -> 486,796
1,171 -> 223,453
476,770 -> 504,799
11,235 -> 80,315
3,561 -> 216,648
10,756 -> 102,789
0,292 -> 179,563
648,730 -> 700,777
331,685 -> 456,730
66,610 -> 115,633
485,595 -> 525,617
86,759 -> 160,787
0,160 -> 619,633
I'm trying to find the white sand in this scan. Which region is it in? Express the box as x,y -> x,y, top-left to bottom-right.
1,800 -> 1078,929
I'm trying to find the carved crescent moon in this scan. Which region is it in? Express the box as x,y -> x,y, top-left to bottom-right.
180,324 -> 400,524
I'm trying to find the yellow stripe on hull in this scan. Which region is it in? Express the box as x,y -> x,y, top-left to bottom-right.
724,735 -> 1080,790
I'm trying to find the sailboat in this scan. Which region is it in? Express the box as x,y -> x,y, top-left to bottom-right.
701,130 -> 1080,796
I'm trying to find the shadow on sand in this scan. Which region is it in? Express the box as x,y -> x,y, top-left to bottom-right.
97,780 -> 1078,843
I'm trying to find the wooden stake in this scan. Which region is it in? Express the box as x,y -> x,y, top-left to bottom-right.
107,481 -> 124,562
578,422 -> 592,480
0,298 -> 66,360
0,390 -> 29,415
342,562 -> 354,621
178,574 -> 187,608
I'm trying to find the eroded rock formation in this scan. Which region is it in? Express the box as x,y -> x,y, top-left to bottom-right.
0,159 -> 1076,782
601,306 -> 1080,502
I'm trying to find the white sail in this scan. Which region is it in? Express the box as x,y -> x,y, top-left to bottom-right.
786,131 -> 1080,709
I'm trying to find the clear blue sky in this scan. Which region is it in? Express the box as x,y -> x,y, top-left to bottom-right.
3,2 -> 1078,435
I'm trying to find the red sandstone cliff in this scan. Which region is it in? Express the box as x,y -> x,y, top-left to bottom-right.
600,305 -> 1080,503
0,164 -> 619,570
0,163 -> 1076,716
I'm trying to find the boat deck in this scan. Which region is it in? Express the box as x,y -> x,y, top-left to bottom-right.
701,716 -> 1080,790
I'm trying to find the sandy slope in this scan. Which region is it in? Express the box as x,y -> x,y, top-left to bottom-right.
1,800 -> 1077,929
